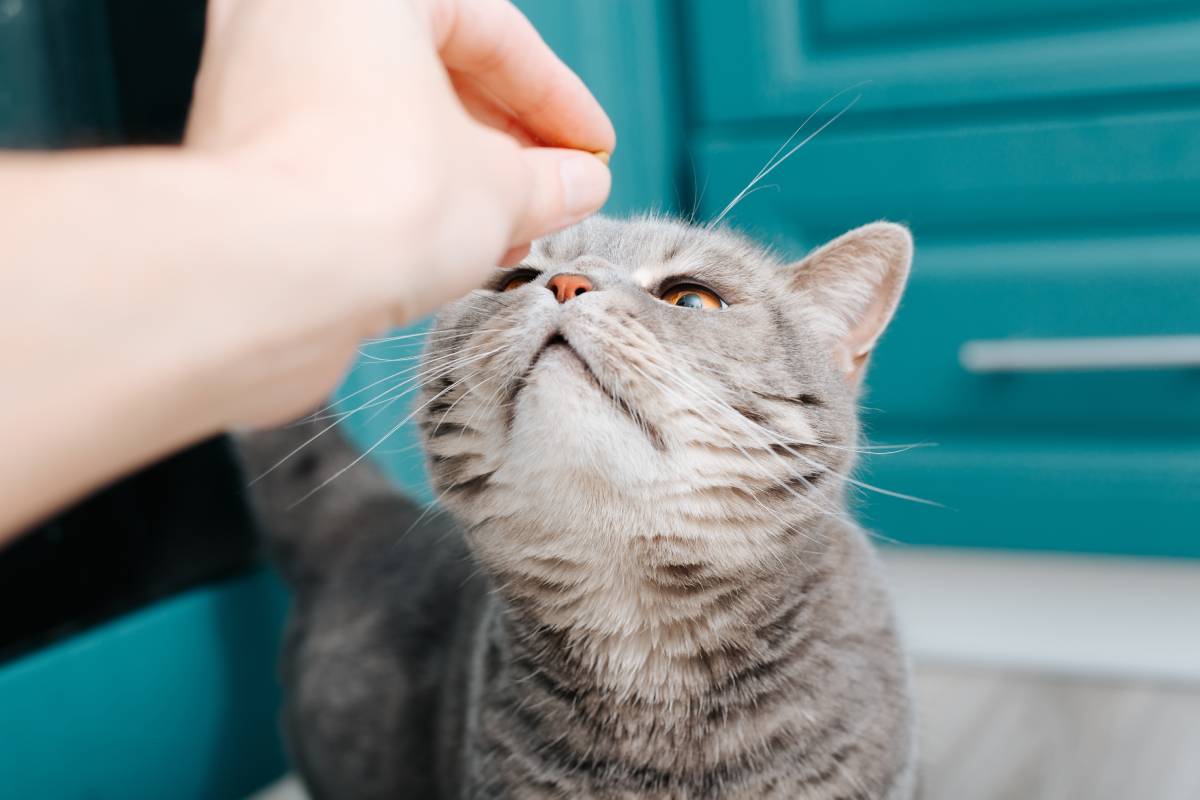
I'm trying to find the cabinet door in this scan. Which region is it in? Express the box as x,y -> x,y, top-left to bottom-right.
688,0 -> 1200,123
686,1 -> 1200,557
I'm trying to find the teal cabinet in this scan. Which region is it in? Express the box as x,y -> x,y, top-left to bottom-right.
688,0 -> 1200,122
342,1 -> 1198,558
859,437 -> 1200,557
682,1 -> 1200,557
348,0 -> 1200,558
816,0 -> 1194,42
0,571 -> 289,800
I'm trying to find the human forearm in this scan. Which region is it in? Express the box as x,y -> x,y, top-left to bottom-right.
0,150 -> 328,539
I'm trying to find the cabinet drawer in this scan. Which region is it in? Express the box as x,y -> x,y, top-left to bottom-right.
693,108 -> 1200,241
696,103 -> 1200,431
817,0 -> 1193,43
857,436 -> 1200,558
867,237 -> 1200,434
694,118 -> 1200,433
686,1 -> 1200,124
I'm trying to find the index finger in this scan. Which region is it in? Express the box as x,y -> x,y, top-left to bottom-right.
429,0 -> 616,154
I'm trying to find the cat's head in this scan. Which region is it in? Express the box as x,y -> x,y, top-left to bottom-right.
418,216 -> 910,573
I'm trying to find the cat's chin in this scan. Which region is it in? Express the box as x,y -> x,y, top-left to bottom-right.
497,347 -> 668,494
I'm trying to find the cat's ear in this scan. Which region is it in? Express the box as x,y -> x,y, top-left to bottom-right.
790,221 -> 912,382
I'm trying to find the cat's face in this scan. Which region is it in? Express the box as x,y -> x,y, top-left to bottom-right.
418,216 -> 910,574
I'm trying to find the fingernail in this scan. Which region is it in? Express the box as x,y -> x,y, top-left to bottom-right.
593,150 -> 611,166
560,154 -> 611,218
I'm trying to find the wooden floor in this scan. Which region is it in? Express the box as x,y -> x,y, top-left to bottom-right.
915,664 -> 1200,800
253,664 -> 1200,800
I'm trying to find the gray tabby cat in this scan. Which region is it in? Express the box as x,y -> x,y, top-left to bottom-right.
240,215 -> 917,800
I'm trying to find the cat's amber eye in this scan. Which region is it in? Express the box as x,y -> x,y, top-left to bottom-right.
500,270 -> 538,292
660,283 -> 727,310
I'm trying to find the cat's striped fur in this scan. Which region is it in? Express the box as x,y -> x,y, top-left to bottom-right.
242,215 -> 916,799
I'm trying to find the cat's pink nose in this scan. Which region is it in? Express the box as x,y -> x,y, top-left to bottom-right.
546,273 -> 592,303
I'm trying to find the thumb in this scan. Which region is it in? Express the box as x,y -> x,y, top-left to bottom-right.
509,148 -> 611,245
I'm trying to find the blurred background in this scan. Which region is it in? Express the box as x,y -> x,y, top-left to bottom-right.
2,1 -> 1198,798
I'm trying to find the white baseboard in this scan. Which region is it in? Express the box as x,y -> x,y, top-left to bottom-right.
881,547 -> 1200,684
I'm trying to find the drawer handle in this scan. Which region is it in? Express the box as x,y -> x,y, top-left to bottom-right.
959,335 -> 1200,373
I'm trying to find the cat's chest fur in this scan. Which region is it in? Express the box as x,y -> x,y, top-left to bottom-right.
245,420 -> 917,800
455,509 -> 915,800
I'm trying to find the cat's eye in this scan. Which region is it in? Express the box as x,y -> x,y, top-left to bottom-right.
500,269 -> 539,292
660,283 -> 727,310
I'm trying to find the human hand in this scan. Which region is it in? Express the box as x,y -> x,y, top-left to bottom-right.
184,0 -> 614,426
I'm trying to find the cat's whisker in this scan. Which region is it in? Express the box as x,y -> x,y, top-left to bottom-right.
679,381 -> 939,507
817,442 -> 936,455
460,360 -> 516,438
250,416 -> 343,486
708,87 -> 865,228
686,150 -> 709,224
429,371 -> 498,438
307,347 -> 494,429
340,340 -> 508,412
681,376 -> 939,508
632,357 -> 826,490
339,339 -> 498,404
295,335 -> 504,424
748,81 -> 867,186
287,369 -> 484,508
355,349 -> 425,363
360,328 -> 440,345
443,335 -> 532,442
619,358 -> 837,535
359,297 -> 504,345
715,79 -> 870,205
357,320 -> 516,361
792,451 -> 944,507
322,343 -> 509,424
662,357 -> 939,506
391,487 -> 456,551
270,346 -> 506,487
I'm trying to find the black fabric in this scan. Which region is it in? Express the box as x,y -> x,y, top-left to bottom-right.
103,0 -> 208,144
0,438 -> 261,664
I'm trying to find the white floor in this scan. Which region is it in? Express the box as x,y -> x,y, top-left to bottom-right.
916,664 -> 1200,800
